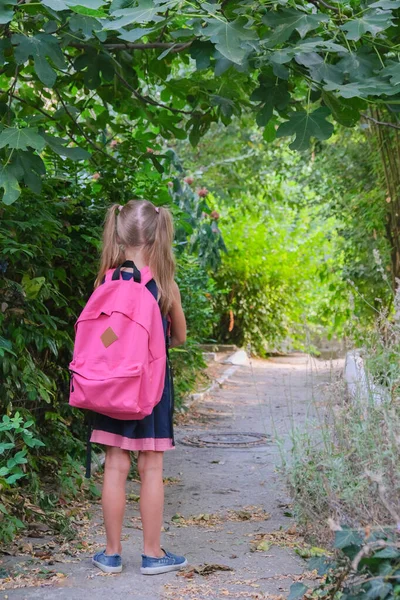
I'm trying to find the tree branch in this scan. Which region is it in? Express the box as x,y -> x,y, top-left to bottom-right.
115,71 -> 193,116
362,112 -> 400,131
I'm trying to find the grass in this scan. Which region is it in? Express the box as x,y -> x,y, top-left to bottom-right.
283,342 -> 400,538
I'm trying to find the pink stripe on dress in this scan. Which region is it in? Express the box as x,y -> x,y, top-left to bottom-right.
90,429 -> 175,451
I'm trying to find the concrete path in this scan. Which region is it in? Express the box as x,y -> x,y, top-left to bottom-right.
3,355 -> 342,600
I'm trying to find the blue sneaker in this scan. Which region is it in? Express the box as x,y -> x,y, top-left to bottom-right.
141,548 -> 188,575
92,550 -> 122,573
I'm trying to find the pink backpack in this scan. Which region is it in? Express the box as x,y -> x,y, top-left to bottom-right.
69,261 -> 166,420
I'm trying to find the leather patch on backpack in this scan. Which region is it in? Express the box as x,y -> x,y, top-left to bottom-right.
101,327 -> 118,348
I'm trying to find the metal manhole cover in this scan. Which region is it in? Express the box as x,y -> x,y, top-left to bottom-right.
180,432 -> 272,448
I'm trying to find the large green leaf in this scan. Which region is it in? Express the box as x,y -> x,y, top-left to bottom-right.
340,9 -> 394,41
309,60 -> 343,85
263,9 -> 329,46
67,0 -> 105,7
269,38 -> 348,66
288,582 -> 308,600
14,151 -> 46,194
276,107 -> 334,150
337,49 -> 381,81
0,127 -> 46,151
202,17 -> 258,64
43,134 -> 91,161
381,61 -> 400,86
12,33 -> 66,87
363,578 -> 392,599
334,529 -> 364,549
0,166 -> 21,205
117,26 -> 155,41
322,92 -> 361,127
69,14 -> 103,38
324,77 -> 400,98
105,0 -> 164,28
369,0 -> 400,7
73,51 -> 114,88
0,0 -> 16,24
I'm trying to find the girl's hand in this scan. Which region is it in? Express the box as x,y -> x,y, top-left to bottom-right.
169,282 -> 186,348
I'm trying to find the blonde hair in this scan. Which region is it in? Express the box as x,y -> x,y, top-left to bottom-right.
95,200 -> 175,315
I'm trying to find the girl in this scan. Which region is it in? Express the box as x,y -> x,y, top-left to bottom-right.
90,199 -> 187,575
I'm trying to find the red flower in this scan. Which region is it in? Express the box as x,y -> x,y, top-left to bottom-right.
210,210 -> 220,220
197,187 -> 209,197
146,147 -> 155,154
92,172 -> 101,180
184,176 -> 194,185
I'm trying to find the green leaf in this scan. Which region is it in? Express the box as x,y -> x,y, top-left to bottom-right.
340,9 -> 394,41
34,55 -> 57,87
0,336 -> 12,351
21,275 -> 46,300
0,127 -> 45,151
276,107 -> 334,151
12,33 -> 66,86
0,166 -> 21,205
334,529 -> 364,549
324,77 -> 399,98
43,134 -> 91,160
117,26 -> 155,41
269,38 -> 348,67
105,0 -> 164,28
381,61 -> 400,86
0,0 -> 16,24
67,0 -> 105,7
41,0 -> 69,10
251,78 -> 290,111
202,17 -> 258,65
309,60 -> 343,85
322,92 -> 361,127
369,0 -> 400,6
69,14 -> 103,38
210,95 -> 236,118
263,9 -> 329,46
262,119 -> 277,142
256,103 -> 273,126
288,582 -> 308,600
5,472 -> 25,484
337,48 -> 381,81
364,578 -> 392,600
15,151 -> 45,194
374,546 -> 400,558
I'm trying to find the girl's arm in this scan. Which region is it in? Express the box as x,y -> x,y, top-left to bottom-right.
168,281 -> 186,348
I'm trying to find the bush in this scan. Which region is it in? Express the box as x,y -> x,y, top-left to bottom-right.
289,526 -> 400,600
212,201 -> 345,354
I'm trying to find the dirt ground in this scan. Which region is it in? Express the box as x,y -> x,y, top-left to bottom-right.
0,355 -> 343,600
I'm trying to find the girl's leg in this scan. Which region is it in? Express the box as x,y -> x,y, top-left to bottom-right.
102,446 -> 131,555
137,450 -> 164,558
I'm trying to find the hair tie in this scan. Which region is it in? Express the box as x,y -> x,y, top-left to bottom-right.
118,205 -> 123,212
155,206 -> 160,213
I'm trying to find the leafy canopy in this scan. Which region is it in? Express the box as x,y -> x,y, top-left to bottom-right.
1,0 -> 399,203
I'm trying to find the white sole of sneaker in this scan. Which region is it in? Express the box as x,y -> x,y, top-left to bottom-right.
140,559 -> 188,575
92,558 -> 122,573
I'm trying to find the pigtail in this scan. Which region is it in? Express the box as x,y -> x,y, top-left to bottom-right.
147,206 -> 175,315
94,204 -> 124,288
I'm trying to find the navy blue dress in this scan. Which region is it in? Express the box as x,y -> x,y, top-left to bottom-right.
90,273 -> 175,452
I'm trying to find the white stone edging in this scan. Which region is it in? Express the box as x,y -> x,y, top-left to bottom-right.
344,350 -> 389,405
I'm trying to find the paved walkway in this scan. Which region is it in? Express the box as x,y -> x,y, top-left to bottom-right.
5,355 -> 342,600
